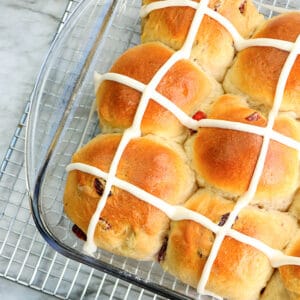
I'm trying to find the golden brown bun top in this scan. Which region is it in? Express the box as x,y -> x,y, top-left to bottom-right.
71,134 -> 195,204
185,94 -> 300,210
141,0 -> 264,81
161,189 -> 297,300
224,12 -> 300,115
64,134 -> 195,260
96,42 -> 221,139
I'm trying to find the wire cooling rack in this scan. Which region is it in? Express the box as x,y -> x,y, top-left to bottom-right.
1,0 -> 299,299
0,1 -> 164,299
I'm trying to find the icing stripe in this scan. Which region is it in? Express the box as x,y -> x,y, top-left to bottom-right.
83,0 -> 210,254
141,0 -> 295,52
67,162 -> 300,268
197,33 -> 300,294
95,71 -> 300,151
205,8 -> 294,51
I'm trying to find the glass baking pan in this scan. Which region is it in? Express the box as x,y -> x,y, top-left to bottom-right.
25,0 -> 300,299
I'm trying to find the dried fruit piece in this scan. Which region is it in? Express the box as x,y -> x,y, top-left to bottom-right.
94,178 -> 112,197
157,237 -> 168,263
239,0 -> 247,14
218,213 -> 239,226
99,217 -> 111,230
192,111 -> 207,121
72,224 -> 87,241
94,178 -> 104,196
218,212 -> 230,226
197,249 -> 208,259
245,111 -> 260,122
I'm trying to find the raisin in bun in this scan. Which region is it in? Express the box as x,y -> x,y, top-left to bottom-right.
185,94 -> 300,210
95,42 -> 222,140
224,12 -> 300,115
141,0 -> 264,81
159,189 -> 298,300
64,133 -> 195,260
261,231 -> 300,300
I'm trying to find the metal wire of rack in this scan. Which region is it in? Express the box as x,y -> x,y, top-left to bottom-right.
0,1 -> 164,299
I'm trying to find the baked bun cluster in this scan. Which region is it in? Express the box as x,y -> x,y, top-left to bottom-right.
224,12 -> 300,115
63,1 -> 300,299
142,0 -> 264,81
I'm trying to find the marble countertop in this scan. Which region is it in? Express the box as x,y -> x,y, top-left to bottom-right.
0,0 -> 69,164
0,0 -> 68,298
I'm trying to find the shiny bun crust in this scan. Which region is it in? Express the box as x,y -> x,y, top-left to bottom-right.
96,42 -> 222,139
224,12 -> 300,115
160,189 -> 298,300
141,0 -> 264,81
64,134 -> 195,260
185,94 -> 300,210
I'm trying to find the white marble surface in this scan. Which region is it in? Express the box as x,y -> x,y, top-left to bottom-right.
0,0 -> 68,298
0,0 -> 68,164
